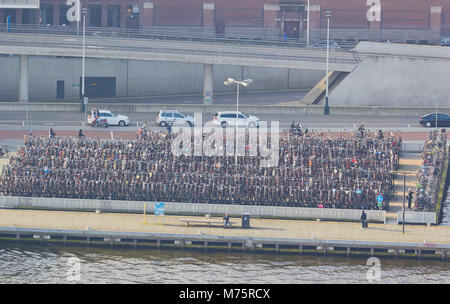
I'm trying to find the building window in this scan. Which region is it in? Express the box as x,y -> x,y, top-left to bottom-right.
40,4 -> 54,25
22,9 -> 36,24
89,5 -> 102,27
3,9 -> 17,24
107,5 -> 120,27
60,5 -> 70,25
126,4 -> 139,29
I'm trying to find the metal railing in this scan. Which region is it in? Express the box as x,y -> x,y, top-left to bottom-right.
0,23 -> 358,51
0,25 -> 362,68
0,195 -> 386,222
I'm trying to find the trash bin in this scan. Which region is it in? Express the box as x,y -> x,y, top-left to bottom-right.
242,213 -> 250,229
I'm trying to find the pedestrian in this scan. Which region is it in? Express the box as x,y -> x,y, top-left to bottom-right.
223,213 -> 230,229
361,209 -> 367,229
49,128 -> 56,138
407,188 -> 413,210
78,129 -> 85,139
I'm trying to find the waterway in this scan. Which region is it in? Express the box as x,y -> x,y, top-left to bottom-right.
0,243 -> 448,284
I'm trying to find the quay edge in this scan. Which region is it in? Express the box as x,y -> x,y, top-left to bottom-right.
0,227 -> 448,261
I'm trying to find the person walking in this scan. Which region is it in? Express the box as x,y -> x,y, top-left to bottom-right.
166,123 -> 172,138
361,209 -> 367,229
223,213 -> 230,229
78,129 -> 85,139
49,128 -> 56,138
407,188 -> 413,210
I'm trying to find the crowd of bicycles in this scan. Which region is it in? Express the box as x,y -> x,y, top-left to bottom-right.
414,129 -> 448,211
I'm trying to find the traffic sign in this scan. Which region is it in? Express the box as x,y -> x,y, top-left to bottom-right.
376,195 -> 383,202
155,202 -> 165,216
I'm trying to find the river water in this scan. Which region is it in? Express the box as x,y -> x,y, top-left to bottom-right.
0,243 -> 448,284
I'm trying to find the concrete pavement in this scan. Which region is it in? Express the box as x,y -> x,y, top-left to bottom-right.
0,209 -> 448,245
386,153 -> 422,224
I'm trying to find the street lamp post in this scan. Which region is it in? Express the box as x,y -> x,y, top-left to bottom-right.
324,11 -> 332,115
81,8 -> 87,117
396,171 -> 415,234
224,78 -> 253,166
306,0 -> 310,46
403,173 -> 406,234
435,97 -> 438,130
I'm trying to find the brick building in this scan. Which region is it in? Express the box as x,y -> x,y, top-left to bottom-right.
1,0 -> 450,43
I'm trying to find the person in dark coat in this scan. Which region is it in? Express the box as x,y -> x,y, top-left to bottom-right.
407,188 -> 413,210
223,213 -> 230,229
361,209 -> 367,229
49,128 -> 56,138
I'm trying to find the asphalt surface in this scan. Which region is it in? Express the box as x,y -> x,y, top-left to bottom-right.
0,111 -> 434,152
0,33 -> 358,66
0,111 -> 424,129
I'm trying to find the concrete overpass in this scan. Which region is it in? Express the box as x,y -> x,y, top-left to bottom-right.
285,41 -> 450,108
0,33 -> 360,103
324,42 -> 450,108
3,33 -> 446,109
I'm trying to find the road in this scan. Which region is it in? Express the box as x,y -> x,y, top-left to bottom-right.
0,111 -> 423,129
0,33 -> 359,72
0,111 -> 433,152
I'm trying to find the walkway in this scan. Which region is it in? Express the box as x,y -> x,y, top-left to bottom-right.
386,152 -> 422,224
0,209 -> 448,245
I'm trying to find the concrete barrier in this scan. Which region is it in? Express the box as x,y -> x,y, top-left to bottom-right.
397,211 -> 437,225
402,142 -> 424,152
1,102 -> 450,117
0,196 -> 386,223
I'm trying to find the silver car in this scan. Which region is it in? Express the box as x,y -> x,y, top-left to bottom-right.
156,110 -> 194,127
213,111 -> 260,128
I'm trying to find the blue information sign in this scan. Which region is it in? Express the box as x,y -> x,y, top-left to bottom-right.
376,195 -> 383,202
155,202 -> 165,216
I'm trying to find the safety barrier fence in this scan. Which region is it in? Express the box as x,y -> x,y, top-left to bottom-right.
0,195 -> 386,223
0,23 -> 357,50
397,211 -> 437,225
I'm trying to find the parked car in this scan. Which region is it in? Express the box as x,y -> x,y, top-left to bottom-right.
419,113 -> 450,127
87,110 -> 129,127
156,110 -> 194,127
440,42 -> 450,47
213,111 -> 260,128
